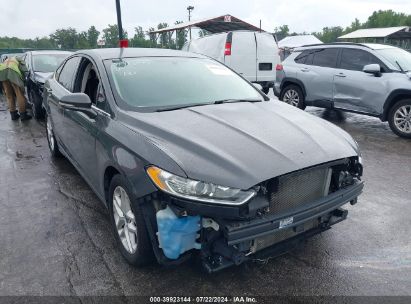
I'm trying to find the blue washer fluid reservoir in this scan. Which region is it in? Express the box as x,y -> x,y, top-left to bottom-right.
156,206 -> 201,260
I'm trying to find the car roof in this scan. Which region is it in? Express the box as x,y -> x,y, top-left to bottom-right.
295,42 -> 398,51
360,43 -> 397,50
28,50 -> 73,55
74,48 -> 208,60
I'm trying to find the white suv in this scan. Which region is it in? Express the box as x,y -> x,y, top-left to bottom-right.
274,43 -> 411,138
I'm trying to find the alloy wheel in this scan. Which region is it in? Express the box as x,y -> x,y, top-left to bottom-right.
283,89 -> 300,107
113,186 -> 138,254
394,105 -> 411,134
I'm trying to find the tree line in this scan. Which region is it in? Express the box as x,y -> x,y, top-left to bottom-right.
1,9 -> 410,50
275,9 -> 411,42
0,22 -> 188,50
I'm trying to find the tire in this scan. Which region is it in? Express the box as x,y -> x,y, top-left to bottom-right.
108,174 -> 153,266
280,85 -> 306,110
46,113 -> 62,157
388,99 -> 411,139
262,87 -> 270,94
29,89 -> 44,120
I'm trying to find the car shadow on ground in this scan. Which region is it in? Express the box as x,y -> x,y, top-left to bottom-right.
319,109 -> 347,123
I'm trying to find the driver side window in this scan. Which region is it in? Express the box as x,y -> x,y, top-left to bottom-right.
58,57 -> 81,92
74,58 -> 109,112
340,49 -> 383,72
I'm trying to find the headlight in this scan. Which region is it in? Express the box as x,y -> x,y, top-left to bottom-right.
146,166 -> 256,205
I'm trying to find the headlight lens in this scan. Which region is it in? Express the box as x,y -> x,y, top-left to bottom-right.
146,166 -> 256,205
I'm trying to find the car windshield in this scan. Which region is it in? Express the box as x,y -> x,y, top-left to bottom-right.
32,54 -> 68,73
376,47 -> 411,72
106,57 -> 263,111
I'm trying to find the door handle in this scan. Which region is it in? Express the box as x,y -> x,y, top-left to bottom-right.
301,68 -> 309,72
335,73 -> 346,78
46,88 -> 53,93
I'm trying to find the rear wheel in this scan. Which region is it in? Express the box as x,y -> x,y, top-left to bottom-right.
46,114 -> 61,157
388,99 -> 411,138
108,174 -> 153,266
280,85 -> 306,110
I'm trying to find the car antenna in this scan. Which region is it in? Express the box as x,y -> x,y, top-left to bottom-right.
114,47 -> 125,61
112,48 -> 127,66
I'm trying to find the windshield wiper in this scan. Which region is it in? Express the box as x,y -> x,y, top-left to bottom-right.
156,102 -> 212,112
212,98 -> 263,104
156,98 -> 263,112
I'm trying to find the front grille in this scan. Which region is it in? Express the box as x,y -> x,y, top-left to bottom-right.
267,166 -> 332,215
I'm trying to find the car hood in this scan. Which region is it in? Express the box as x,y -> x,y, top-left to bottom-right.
124,101 -> 359,189
33,72 -> 53,84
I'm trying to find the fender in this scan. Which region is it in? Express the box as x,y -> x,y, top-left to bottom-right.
280,77 -> 307,97
101,159 -> 128,206
98,139 -> 158,207
381,89 -> 411,121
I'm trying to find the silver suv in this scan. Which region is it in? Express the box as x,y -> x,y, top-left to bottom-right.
274,43 -> 411,138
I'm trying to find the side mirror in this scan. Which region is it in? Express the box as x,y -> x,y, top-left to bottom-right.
363,64 -> 381,76
60,93 -> 96,118
60,93 -> 92,108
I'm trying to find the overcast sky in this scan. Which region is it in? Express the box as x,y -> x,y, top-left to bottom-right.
0,0 -> 410,39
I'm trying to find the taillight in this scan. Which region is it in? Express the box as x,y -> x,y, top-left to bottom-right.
276,64 -> 283,71
224,42 -> 232,56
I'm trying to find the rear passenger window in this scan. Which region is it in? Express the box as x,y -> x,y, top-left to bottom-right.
312,48 -> 338,68
294,51 -> 310,64
58,57 -> 81,92
305,52 -> 314,65
340,49 -> 378,71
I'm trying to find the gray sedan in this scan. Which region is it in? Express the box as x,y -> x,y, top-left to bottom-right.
43,48 -> 363,272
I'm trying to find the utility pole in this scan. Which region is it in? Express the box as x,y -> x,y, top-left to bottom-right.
187,6 -> 194,40
115,0 -> 128,47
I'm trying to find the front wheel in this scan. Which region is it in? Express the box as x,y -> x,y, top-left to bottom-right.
388,99 -> 411,138
280,85 -> 306,110
109,174 -> 153,266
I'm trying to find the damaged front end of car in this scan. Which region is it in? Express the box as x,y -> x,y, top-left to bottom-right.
139,157 -> 363,272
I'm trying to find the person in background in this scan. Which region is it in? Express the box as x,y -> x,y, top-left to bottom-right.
0,55 -> 4,96
0,56 -> 32,121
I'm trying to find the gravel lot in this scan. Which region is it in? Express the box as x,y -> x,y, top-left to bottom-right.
0,93 -> 410,299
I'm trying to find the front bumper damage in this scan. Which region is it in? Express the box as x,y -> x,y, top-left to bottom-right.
140,159 -> 363,272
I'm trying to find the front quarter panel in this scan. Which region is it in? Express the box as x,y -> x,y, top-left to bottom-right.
95,114 -> 187,204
